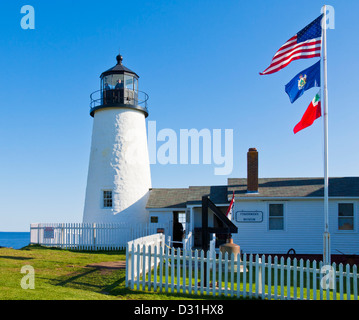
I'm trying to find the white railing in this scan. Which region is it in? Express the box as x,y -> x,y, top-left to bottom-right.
182,231 -> 192,251
126,244 -> 359,300
126,233 -> 166,285
30,222 -> 170,251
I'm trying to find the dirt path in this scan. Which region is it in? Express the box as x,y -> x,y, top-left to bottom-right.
86,261 -> 126,269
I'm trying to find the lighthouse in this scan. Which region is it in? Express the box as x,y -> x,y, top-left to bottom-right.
83,53 -> 152,225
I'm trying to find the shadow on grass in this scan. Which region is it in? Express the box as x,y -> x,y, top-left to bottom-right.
20,246 -> 250,300
50,265 -> 254,300
55,268 -> 98,287
22,244 -> 126,256
50,266 -> 128,294
0,255 -> 33,260
107,277 -> 253,300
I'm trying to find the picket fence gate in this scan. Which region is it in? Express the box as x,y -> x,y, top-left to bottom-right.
126,241 -> 359,300
30,222 -> 170,251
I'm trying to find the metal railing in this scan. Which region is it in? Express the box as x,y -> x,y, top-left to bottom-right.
89,88 -> 149,114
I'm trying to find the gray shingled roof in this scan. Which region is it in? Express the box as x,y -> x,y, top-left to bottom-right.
146,185 -> 229,209
146,177 -> 359,209
228,177 -> 359,198
146,188 -> 189,208
187,186 -> 229,204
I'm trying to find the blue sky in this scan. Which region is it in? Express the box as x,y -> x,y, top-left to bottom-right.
0,0 -> 358,231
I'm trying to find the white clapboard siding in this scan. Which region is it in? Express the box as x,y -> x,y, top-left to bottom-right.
231,199 -> 359,255
30,222 -> 170,251
126,240 -> 359,300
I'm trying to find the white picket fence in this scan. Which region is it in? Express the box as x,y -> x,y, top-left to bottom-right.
126,243 -> 359,300
126,233 -> 167,284
30,222 -> 170,250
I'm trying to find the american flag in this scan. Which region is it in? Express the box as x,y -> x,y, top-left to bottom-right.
260,14 -> 323,75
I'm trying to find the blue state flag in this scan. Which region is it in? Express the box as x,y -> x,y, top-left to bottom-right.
285,60 -> 321,103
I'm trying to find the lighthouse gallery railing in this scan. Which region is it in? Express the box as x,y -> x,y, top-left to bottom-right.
89,88 -> 149,111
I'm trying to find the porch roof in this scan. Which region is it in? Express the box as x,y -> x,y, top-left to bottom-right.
146,185 -> 228,209
146,188 -> 189,209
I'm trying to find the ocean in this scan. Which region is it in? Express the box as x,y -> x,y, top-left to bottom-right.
0,232 -> 30,249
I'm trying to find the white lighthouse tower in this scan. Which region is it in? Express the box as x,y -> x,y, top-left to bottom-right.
83,53 -> 152,225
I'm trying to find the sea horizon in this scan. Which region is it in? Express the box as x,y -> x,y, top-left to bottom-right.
0,231 -> 30,249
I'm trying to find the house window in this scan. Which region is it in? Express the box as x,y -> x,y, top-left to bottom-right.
150,216 -> 159,223
338,203 -> 354,230
269,204 -> 284,230
178,212 -> 186,231
103,190 -> 112,208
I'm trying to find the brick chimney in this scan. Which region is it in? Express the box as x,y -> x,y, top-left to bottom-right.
247,148 -> 258,193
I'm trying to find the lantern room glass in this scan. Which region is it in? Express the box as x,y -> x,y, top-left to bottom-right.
124,75 -> 133,90
101,74 -> 138,106
102,74 -> 126,90
101,74 -> 138,91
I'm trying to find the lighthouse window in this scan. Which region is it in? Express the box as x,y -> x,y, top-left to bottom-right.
125,75 -> 134,90
113,74 -> 124,88
102,75 -> 125,89
134,78 -> 138,91
103,190 -> 113,208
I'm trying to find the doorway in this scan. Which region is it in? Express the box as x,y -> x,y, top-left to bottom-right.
172,211 -> 185,247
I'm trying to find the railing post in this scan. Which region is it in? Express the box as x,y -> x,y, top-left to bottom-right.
136,244 -> 141,289
353,264 -> 358,300
142,244 -> 147,291
243,253 -> 247,299
93,223 -> 96,250
37,223 -> 40,245
131,242 -> 135,289
257,256 -> 262,297
61,223 -> 64,249
261,255 -> 265,300
287,257 -> 291,300
125,242 -> 131,287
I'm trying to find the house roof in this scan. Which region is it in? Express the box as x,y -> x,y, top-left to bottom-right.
146,185 -> 228,209
187,186 -> 229,204
146,177 -> 359,209
228,177 -> 359,198
146,188 -> 189,209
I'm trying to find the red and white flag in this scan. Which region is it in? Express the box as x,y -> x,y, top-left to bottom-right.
226,191 -> 235,221
293,92 -> 322,134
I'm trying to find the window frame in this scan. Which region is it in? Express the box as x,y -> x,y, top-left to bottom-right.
337,202 -> 355,232
102,190 -> 113,209
268,203 -> 285,231
150,216 -> 159,223
124,75 -> 134,90
178,212 -> 186,232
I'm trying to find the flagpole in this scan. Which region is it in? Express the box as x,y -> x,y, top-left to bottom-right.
322,5 -> 330,265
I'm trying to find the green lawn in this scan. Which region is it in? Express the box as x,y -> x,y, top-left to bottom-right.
133,255 -> 358,300
0,245 -> 225,300
1,245 -> 356,300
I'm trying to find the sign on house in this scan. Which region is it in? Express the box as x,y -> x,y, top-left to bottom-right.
235,211 -> 263,223
44,227 -> 54,239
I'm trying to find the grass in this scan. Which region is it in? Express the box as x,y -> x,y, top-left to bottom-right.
1,245 -> 357,300
134,257 -> 359,300
0,245 -> 235,300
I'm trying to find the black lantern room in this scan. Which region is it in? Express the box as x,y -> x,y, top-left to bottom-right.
89,52 -> 149,117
